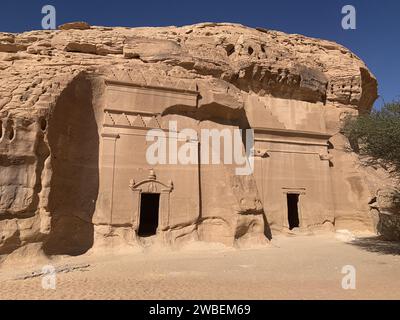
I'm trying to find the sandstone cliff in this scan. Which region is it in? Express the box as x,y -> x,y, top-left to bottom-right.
0,22 -> 385,261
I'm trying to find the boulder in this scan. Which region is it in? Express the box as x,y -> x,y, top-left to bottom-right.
377,188 -> 400,215
58,21 -> 91,30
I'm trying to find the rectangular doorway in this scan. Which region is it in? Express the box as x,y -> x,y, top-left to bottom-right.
138,193 -> 160,237
287,194 -> 300,230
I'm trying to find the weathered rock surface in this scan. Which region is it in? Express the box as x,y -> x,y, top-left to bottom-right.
369,188 -> 400,240
376,188 -> 400,215
58,22 -> 91,31
0,22 -> 385,261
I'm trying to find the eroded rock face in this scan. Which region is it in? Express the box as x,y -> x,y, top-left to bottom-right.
58,22 -> 91,31
0,22 -> 383,260
376,188 -> 400,215
369,188 -> 400,240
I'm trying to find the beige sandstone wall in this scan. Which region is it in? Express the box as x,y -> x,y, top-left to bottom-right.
0,21 -> 383,261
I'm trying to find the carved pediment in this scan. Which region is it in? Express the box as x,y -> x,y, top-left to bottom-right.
129,169 -> 173,193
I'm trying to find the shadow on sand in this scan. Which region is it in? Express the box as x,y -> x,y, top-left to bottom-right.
348,236 -> 400,256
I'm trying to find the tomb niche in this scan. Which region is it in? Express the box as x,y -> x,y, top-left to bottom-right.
129,169 -> 173,239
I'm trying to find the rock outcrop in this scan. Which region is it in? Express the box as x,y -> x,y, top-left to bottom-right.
369,188 -> 400,240
0,22 -> 384,261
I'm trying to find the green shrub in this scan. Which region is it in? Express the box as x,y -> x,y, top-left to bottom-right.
342,101 -> 400,173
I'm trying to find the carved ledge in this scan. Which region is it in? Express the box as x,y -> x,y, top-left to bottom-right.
319,153 -> 333,161
101,132 -> 120,139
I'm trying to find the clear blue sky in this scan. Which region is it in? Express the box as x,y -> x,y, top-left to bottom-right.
1,0 -> 399,109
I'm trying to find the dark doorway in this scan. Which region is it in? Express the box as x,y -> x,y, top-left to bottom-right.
287,194 -> 300,230
138,193 -> 160,237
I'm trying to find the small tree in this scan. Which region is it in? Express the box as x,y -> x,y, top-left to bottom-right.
342,101 -> 400,173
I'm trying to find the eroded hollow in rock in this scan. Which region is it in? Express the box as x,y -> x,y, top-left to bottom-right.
8,122 -> 14,141
39,118 -> 47,131
43,74 -> 99,256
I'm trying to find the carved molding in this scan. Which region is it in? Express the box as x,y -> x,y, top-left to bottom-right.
100,132 -> 120,139
104,111 -> 163,129
105,79 -> 198,115
129,169 -> 173,193
319,153 -> 333,161
282,187 -> 306,195
254,127 -> 332,140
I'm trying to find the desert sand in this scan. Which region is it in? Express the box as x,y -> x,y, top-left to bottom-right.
0,233 -> 399,300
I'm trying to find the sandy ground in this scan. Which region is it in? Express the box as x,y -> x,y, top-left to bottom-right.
0,234 -> 399,300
